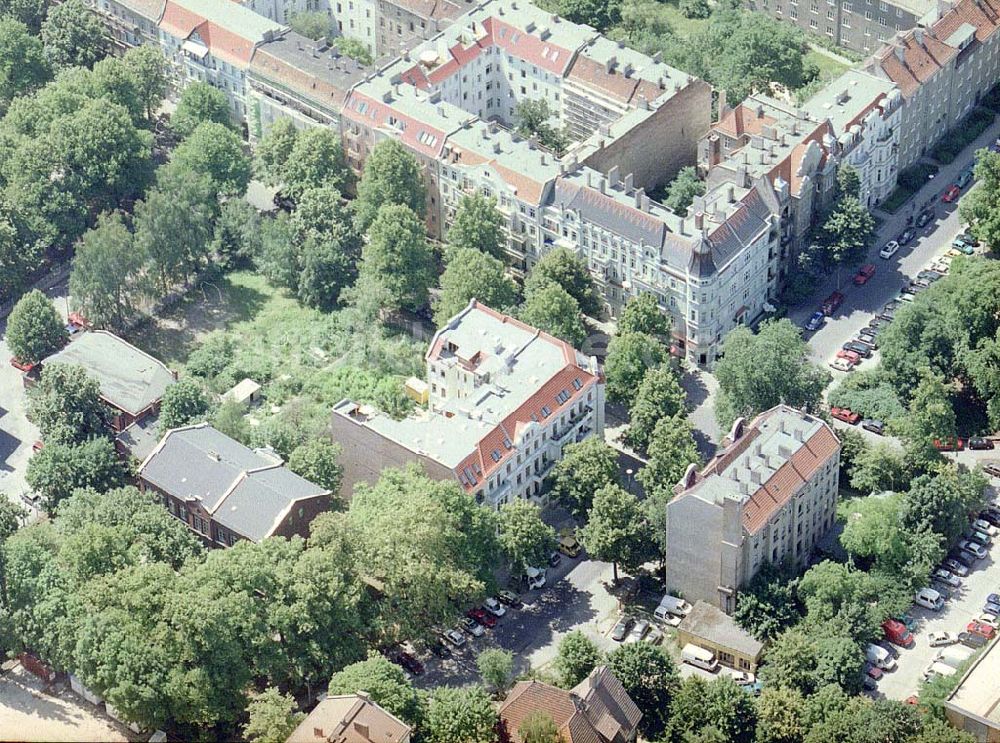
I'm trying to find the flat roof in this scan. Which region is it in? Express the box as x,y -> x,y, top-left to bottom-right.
947,638 -> 1000,727
43,331 -> 175,416
679,601 -> 764,657
171,0 -> 282,39
800,69 -> 897,133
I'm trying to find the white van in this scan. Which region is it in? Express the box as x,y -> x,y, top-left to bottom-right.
526,566 -> 546,590
936,645 -> 975,669
654,595 -> 692,621
914,587 -> 944,611
680,644 -> 719,672
865,643 -> 897,671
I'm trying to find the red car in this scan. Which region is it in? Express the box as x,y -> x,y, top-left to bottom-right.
831,407 -> 861,425
942,185 -> 961,203
821,291 -> 845,316
853,264 -> 876,286
866,665 -> 883,680
31,441 -> 44,453
836,349 -> 861,365
467,608 -> 497,628
395,651 -> 424,676
67,312 -> 90,330
9,357 -> 36,372
882,619 -> 914,647
967,620 -> 996,639
934,437 -> 965,451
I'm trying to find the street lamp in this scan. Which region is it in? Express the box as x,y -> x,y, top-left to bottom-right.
625,468 -> 634,493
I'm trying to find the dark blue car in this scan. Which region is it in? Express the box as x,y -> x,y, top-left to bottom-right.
805,311 -> 825,331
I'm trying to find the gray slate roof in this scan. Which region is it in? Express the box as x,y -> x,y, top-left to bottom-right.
140,423 -> 328,541
43,331 -> 175,416
679,600 -> 764,657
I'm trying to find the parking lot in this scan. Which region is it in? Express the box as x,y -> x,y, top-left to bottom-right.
876,488 -> 1000,701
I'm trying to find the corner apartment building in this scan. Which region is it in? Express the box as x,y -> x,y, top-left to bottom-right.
331,300 -> 604,508
666,405 -> 841,612
863,0 -> 1000,170
91,0 -> 164,49
744,0 -> 937,55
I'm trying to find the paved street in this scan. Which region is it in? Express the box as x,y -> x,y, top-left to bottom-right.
789,118 -> 1000,367
877,486 -> 1000,701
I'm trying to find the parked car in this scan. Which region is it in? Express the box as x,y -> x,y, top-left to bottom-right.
467,608 -> 497,628
967,621 -> 996,639
862,419 -> 885,435
974,518 -> 998,535
966,529 -> 991,546
830,357 -> 855,373
930,260 -> 950,275
931,583 -> 953,601
822,291 -> 845,315
933,568 -> 961,587
959,631 -> 989,649
933,437 -> 965,451
843,341 -> 873,358
882,619 -> 914,647
879,240 -> 900,259
916,209 -> 935,227
950,549 -> 977,568
805,311 -> 826,331
460,617 -> 485,637
394,651 -> 425,676
548,551 -> 562,567
916,270 -> 942,283
644,627 -> 663,645
559,532 -> 580,557
441,628 -> 466,647
898,228 -> 916,245
929,631 -> 958,647
942,185 -> 961,202
837,349 -> 862,365
915,587 -> 944,611
984,601 -> 1000,617
958,540 -> 987,559
831,407 -> 861,425
497,590 -> 523,609
865,664 -> 883,680
960,231 -> 980,246
483,597 -> 507,617
969,437 -> 995,450
854,264 -> 877,285
956,168 -> 975,189
951,239 -> 976,255
981,509 -> 1000,527
943,557 -> 970,576
430,640 -> 451,658
526,566 -> 546,590
611,616 -> 634,642
856,334 -> 879,351
626,619 -> 650,644
862,676 -> 878,692
987,594 -> 1000,607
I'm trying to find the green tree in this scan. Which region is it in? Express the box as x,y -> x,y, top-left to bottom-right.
679,0 -> 711,18
754,686 -> 806,743
354,138 -> 426,232
0,19 -> 49,107
0,205 -> 40,302
327,653 -> 423,725
134,163 -> 218,295
170,121 -> 252,198
359,203 -> 435,313
423,686 -> 498,743
158,378 -> 209,431
90,54 -> 146,124
960,149 -> 1000,251
703,677 -> 758,743
337,37 -> 373,65
6,289 -> 67,365
282,127 -> 352,202
636,414 -> 699,498
617,292 -> 671,338
554,631 -> 602,688
513,99 -> 569,154
903,470 -> 982,546
604,331 -> 668,404
70,212 -> 144,331
254,118 -> 298,185
0,498 -> 27,604
525,247 -> 600,316
40,0 -> 105,70
837,164 -> 861,198
213,399 -> 251,443
549,438 -> 620,519
904,367 -> 956,446
292,185 -> 361,309
580,484 -> 652,583
497,499 -> 557,576
714,320 -> 830,428
555,0 -> 621,30
518,711 -> 561,743
519,281 -> 586,347
343,465 -> 498,642
664,676 -> 709,743
119,45 -> 168,120
435,247 -> 518,324
26,437 -> 123,513
477,648 -> 514,695
622,366 -> 686,452
0,0 -> 48,31
447,193 -> 506,261
212,198 -> 262,270
243,688 -> 304,743
849,443 -> 907,494
664,166 -> 706,213
733,562 -> 803,642
170,81 -> 232,138
606,643 -> 679,737
822,195 -> 875,274
26,363 -> 107,445
288,9 -> 332,39
288,438 -> 344,494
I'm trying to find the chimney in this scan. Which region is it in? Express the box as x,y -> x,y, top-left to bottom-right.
678,216 -> 686,234
727,185 -> 735,203
652,51 -> 662,63
313,728 -> 324,739
718,89 -> 728,117
598,177 -> 606,194
605,55 -> 617,73
895,44 -> 905,61
623,173 -> 634,190
778,445 -> 792,458
793,428 -> 804,442
586,170 -> 592,187
750,470 -> 761,484
756,103 -> 764,119
694,211 -> 704,231
608,165 -> 620,186
642,194 -> 650,212
353,723 -> 370,738
634,187 -> 644,208
914,28 -> 924,47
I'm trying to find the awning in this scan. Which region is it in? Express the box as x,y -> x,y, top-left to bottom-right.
182,39 -> 209,59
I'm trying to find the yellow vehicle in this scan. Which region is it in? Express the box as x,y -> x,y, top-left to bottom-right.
559,534 -> 580,557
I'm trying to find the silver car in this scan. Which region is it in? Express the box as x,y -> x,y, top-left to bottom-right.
626,619 -> 650,644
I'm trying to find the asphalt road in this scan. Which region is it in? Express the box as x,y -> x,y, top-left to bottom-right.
789,118 -> 1000,368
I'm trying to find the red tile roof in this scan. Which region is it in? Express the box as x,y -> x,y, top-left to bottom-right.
159,1 -> 258,66
715,103 -> 777,139
342,91 -> 449,159
931,0 -> 1000,44
872,32 -> 956,98
484,17 -> 575,77
564,55 -> 661,105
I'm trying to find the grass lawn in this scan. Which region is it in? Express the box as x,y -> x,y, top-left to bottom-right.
655,0 -> 711,39
805,49 -> 850,82
881,186 -> 915,214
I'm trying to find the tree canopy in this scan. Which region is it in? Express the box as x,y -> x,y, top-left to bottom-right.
580,483 -> 653,582
6,289 -> 66,365
435,247 -> 518,325
519,281 -> 587,347
663,166 -> 705,213
354,139 -> 426,231
549,437 -> 620,519
447,193 -> 506,261
603,331 -> 669,404
170,81 -> 233,138
525,247 -> 601,316
40,0 -> 106,71
360,203 -> 435,313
